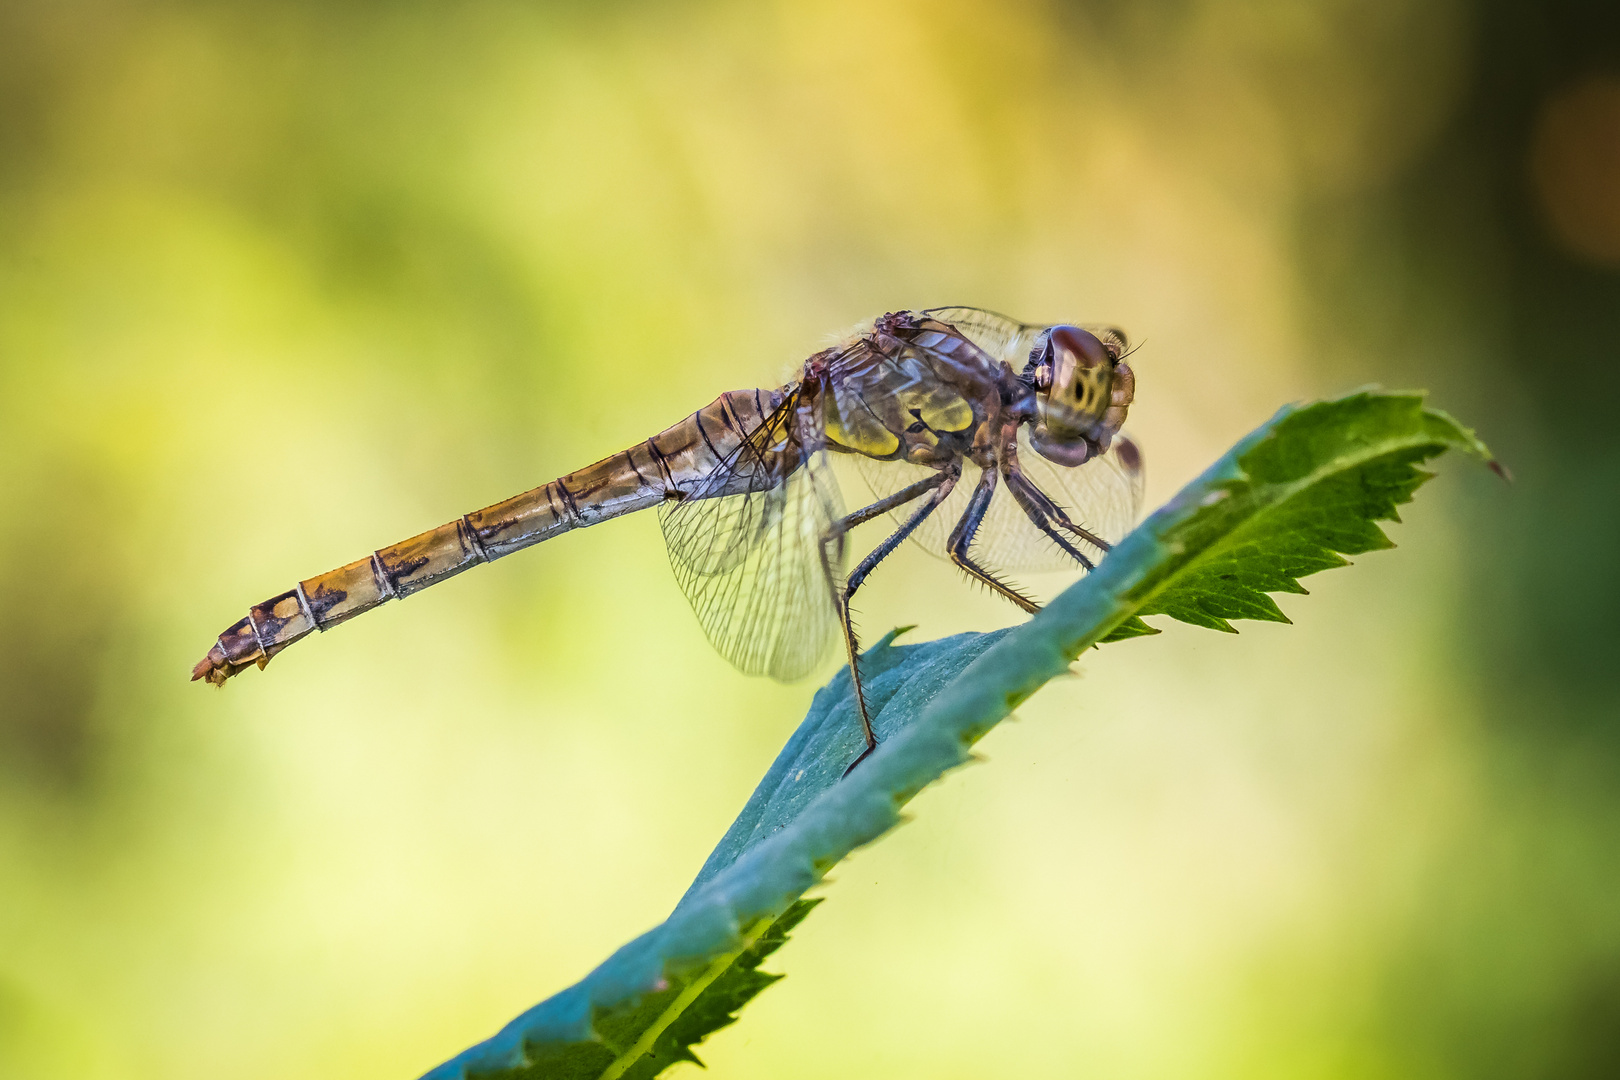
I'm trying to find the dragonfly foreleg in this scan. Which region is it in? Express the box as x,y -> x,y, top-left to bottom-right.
999,465 -> 1098,570
1001,460 -> 1112,558
819,469 -> 953,769
946,467 -> 1041,615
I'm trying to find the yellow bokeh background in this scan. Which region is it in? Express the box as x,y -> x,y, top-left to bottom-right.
3,2 -> 1616,1078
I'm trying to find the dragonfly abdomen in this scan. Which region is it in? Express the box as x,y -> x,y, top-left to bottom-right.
192,517 -> 509,685
192,388 -> 787,686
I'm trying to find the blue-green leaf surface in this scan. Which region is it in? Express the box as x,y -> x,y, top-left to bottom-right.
419,391 -> 1491,1080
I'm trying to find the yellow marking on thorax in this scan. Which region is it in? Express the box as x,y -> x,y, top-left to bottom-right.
901,388 -> 974,434
824,409 -> 901,456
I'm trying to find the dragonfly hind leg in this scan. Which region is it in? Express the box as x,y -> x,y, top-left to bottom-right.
844,470 -> 959,602
947,467 -> 1041,615
819,469 -> 955,773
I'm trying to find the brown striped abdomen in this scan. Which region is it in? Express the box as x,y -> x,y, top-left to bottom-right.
192,387 -> 788,685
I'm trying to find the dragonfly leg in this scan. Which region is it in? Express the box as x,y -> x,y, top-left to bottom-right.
1001,459 -> 1112,557
846,467 -> 959,602
999,465 -> 1099,570
946,467 -> 1041,614
820,469 -> 953,769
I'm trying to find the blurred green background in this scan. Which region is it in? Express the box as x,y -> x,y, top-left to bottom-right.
2,1 -> 1617,1077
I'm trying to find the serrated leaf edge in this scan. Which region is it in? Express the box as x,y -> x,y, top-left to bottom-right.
1135,436 -> 1474,631
416,392 -> 1492,1080
595,916 -> 774,1080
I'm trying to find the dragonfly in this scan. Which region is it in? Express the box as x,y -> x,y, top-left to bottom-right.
194,307 -> 1143,765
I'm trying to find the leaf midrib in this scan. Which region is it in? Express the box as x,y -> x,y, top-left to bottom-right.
595,916 -> 774,1080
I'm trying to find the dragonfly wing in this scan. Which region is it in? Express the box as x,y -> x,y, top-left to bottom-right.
921,306 -> 1042,366
923,306 -> 1130,367
659,396 -> 844,682
856,427 -> 1144,572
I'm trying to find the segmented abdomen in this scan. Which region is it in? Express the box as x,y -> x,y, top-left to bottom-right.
192,387 -> 785,685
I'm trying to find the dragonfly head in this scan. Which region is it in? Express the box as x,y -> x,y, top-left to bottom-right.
1026,325 -> 1134,467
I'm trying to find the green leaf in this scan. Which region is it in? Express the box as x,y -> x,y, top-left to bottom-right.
418,391 -> 1491,1080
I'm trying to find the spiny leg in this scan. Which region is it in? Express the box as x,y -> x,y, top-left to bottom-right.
1000,465 -> 1097,570
1001,460 -> 1112,556
819,470 -> 952,761
847,467 -> 959,602
836,466 -> 960,775
946,467 -> 1040,614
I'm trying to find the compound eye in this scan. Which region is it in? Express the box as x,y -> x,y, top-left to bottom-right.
1048,325 -> 1111,369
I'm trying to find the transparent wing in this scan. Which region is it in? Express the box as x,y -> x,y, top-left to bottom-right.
924,306 -> 1130,365
659,399 -> 844,682
856,427 -> 1145,572
921,306 -> 1041,365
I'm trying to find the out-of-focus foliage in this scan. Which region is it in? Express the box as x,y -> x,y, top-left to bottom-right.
422,391 -> 1488,1080
1,1 -> 1616,1079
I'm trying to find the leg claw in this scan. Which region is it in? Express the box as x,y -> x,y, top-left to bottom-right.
842,739 -> 878,778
